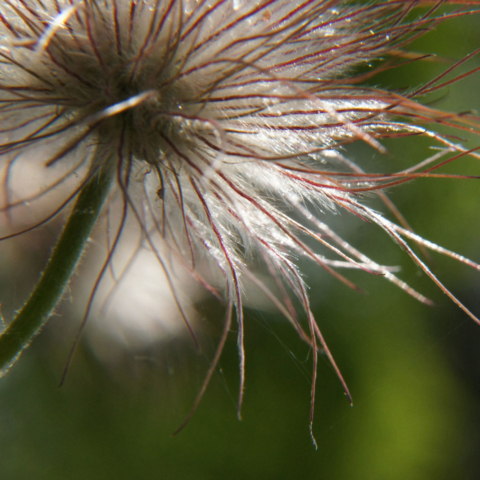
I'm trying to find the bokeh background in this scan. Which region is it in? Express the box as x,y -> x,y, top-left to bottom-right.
0,6 -> 479,480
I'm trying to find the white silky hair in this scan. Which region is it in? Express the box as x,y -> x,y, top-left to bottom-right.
0,0 -> 479,436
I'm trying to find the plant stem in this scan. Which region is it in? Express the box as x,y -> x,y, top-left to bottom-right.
0,166 -> 114,375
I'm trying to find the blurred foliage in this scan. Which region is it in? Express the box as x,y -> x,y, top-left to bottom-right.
0,6 -> 479,480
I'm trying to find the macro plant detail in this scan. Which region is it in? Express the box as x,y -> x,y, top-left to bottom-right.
0,0 -> 479,441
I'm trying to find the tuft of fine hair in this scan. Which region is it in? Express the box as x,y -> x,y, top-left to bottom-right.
0,0 -> 479,441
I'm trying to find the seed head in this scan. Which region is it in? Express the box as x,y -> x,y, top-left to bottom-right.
0,0 -> 479,440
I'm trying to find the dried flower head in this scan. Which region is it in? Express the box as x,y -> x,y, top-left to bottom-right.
0,0 -> 479,440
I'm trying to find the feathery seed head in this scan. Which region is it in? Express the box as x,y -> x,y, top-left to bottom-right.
0,0 -> 479,438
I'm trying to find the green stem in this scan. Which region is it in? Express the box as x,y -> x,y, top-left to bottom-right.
0,166 -> 114,374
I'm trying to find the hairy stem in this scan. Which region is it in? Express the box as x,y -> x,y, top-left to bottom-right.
0,166 -> 114,374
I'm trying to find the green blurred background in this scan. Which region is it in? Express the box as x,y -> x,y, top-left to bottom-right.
0,7 -> 479,480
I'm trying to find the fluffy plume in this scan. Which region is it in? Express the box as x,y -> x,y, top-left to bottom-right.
0,0 -> 479,440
